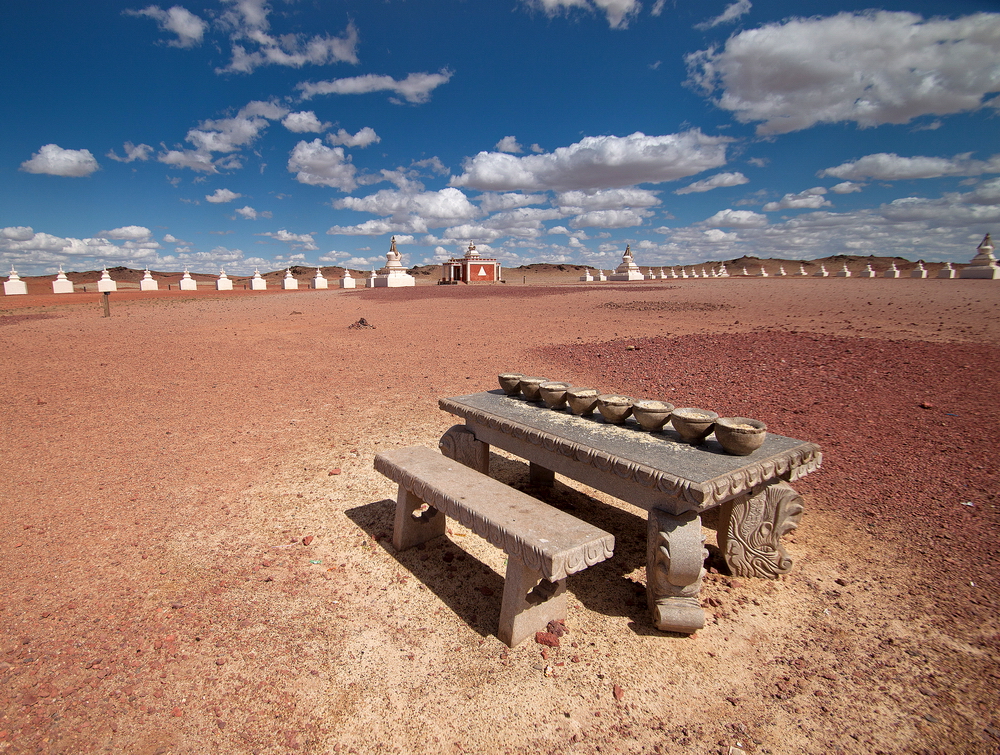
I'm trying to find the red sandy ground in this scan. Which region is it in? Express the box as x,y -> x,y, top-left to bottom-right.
0,274 -> 998,755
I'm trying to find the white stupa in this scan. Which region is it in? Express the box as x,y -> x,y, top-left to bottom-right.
910,261 -> 928,279
797,264 -> 808,276
216,268 -> 233,291
97,268 -> 117,293
595,269 -> 607,281
52,267 -> 74,294
250,269 -> 267,290
859,263 -> 876,278
579,268 -> 594,282
959,234 -> 998,279
884,262 -> 901,279
937,262 -> 956,279
609,245 -> 644,281
340,269 -> 356,289
373,237 -> 416,287
139,268 -> 159,291
835,262 -> 851,278
179,268 -> 197,291
282,269 -> 299,290
758,266 -> 768,278
312,267 -> 328,289
813,264 -> 829,277
366,268 -> 377,288
777,265 -> 787,276
4,267 -> 27,295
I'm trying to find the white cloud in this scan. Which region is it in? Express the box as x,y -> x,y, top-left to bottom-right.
287,139 -> 357,191
297,70 -> 453,104
570,210 -> 649,229
477,192 -> 547,214
327,220 -> 397,236
107,142 -> 153,163
495,136 -> 523,154
282,111 -> 330,133
217,2 -> 359,75
524,0 -> 641,29
530,144 -> 545,154
695,0 -> 751,30
964,178 -> 1000,206
206,188 -> 242,203
2,226 -> 36,241
762,187 -> 832,211
333,188 -> 478,233
819,152 -> 1000,181
555,188 -> 660,211
98,226 -> 153,240
259,229 -> 317,250
703,229 -> 738,242
830,181 -> 863,194
674,172 -> 749,194
126,5 -> 207,48
327,127 -> 381,149
451,130 -> 731,192
20,144 -> 100,177
687,11 -> 1000,134
235,206 -> 271,219
700,209 -> 768,228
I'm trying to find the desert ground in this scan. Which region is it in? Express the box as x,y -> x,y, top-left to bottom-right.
1,271 -> 998,755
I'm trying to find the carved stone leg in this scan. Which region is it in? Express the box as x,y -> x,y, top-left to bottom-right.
439,424 -> 489,474
497,557 -> 567,647
392,487 -> 446,552
528,462 -> 555,487
646,509 -> 707,634
718,482 -> 804,579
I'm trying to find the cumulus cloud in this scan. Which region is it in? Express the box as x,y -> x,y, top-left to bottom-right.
524,0 -> 641,29
297,70 -> 453,104
206,188 -> 242,203
327,127 -> 380,148
570,210 -> 649,229
98,226 -> 153,240
286,139 -> 357,191
259,229 -> 317,250
477,193 -> 547,214
282,111 -> 330,133
235,206 -> 271,219
333,188 -> 478,234
495,136 -> 523,154
217,1 -> 359,74
831,181 -> 864,194
126,5 -> 207,47
819,152 -> 1000,181
107,142 -> 153,163
674,172 -> 749,194
555,188 -> 661,211
687,11 -> 1000,134
700,209 -> 768,228
20,144 -> 100,177
762,187 -> 832,211
695,0 -> 751,30
451,130 -> 731,192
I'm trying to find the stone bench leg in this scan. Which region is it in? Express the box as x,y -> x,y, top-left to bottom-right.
392,487 -> 446,552
646,509 -> 706,634
718,482 -> 804,579
439,425 -> 489,474
498,557 -> 568,647
528,462 -> 555,487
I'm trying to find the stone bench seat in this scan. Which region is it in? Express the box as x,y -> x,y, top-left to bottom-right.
374,446 -> 615,647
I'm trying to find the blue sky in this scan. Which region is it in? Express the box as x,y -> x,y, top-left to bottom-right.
2,0 -> 998,275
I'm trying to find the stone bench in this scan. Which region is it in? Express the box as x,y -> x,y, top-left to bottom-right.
374,445 -> 615,647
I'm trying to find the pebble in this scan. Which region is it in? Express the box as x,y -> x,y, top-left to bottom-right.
535,632 -> 560,648
302,536 -> 314,546
613,684 -> 624,701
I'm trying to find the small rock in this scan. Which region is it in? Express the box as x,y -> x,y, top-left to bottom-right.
834,578 -> 849,586
329,469 -> 341,476
302,535 -> 314,546
546,620 -> 567,637
613,684 -> 624,702
923,713 -> 940,723
172,707 -> 183,717
535,632 -> 560,648
919,401 -> 934,409
215,658 -> 227,666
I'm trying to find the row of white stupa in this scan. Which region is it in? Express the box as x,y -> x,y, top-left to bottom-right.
581,235 -> 999,282
3,237 -> 418,296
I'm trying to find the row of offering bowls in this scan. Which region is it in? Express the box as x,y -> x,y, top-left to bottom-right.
498,373 -> 767,456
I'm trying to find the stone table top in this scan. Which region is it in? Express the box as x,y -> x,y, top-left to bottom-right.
439,390 -> 822,511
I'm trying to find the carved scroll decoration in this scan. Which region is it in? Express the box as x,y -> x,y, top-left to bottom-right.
439,396 -> 822,510
646,509 -> 707,633
438,424 -> 489,474
718,482 -> 804,579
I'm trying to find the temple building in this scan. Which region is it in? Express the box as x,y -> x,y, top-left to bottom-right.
960,234 -> 998,279
441,242 -> 501,284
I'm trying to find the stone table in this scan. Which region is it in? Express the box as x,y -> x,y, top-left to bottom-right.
439,390 -> 822,634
